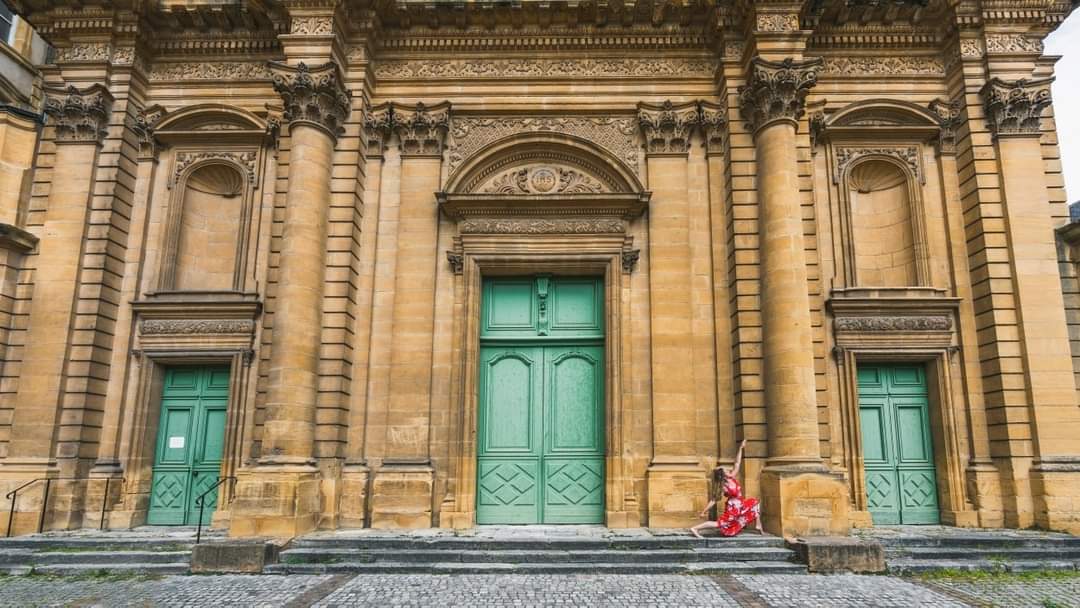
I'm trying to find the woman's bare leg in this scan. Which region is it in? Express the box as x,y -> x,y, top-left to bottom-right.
690,520 -> 719,538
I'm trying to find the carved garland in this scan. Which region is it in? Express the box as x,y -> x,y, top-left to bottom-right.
141,319 -> 256,335
480,166 -> 608,195
834,146 -> 923,185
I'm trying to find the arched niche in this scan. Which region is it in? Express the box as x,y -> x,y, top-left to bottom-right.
172,161 -> 247,291
847,158 -> 918,287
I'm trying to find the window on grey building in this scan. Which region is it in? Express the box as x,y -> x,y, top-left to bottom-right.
0,3 -> 14,45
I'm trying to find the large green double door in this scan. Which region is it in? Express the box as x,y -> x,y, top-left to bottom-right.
477,277 -> 605,524
858,364 -> 940,525
148,366 -> 229,525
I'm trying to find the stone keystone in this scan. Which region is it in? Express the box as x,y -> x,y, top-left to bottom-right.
737,56 -> 823,134
44,83 -> 114,144
980,77 -> 1053,137
637,100 -> 700,156
269,61 -> 352,140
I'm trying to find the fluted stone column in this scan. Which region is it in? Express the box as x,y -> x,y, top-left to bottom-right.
369,101 -> 450,529
738,57 -> 848,537
638,101 -> 708,527
230,62 -> 350,537
981,77 -> 1080,534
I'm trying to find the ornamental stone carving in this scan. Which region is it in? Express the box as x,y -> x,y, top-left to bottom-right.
459,218 -> 625,234
446,251 -> 464,274
269,61 -> 351,140
151,62 -> 273,82
392,101 -> 452,157
738,57 -> 822,134
364,103 -> 394,157
981,78 -> 1053,137
479,165 -> 608,195
44,84 -> 114,145
622,249 -> 640,273
755,13 -> 800,32
637,100 -> 700,156
821,56 -> 945,76
929,98 -> 963,155
699,101 -> 728,156
375,58 -> 716,80
985,34 -> 1043,55
290,16 -> 334,35
171,151 -> 258,188
140,319 -> 256,335
834,316 -> 952,332
834,146 -> 922,185
54,43 -> 111,63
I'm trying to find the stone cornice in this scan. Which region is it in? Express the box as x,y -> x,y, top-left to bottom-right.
391,101 -> 451,158
43,83 -> 113,145
980,77 -> 1053,138
738,56 -> 822,135
270,61 -> 352,141
637,100 -> 700,157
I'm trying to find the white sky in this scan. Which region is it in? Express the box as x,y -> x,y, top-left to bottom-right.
1047,11 -> 1080,203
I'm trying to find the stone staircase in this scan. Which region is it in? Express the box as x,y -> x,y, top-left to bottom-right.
0,527 -> 223,576
858,526 -> 1080,575
267,529 -> 805,575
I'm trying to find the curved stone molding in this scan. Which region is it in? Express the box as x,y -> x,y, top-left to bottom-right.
364,103 -> 394,157
737,57 -> 822,134
834,146 -> 922,185
269,61 -> 351,140
834,316 -> 953,332
699,101 -> 728,156
479,165 -> 609,195
459,218 -> 625,234
44,84 -> 114,144
140,319 -> 256,335
171,151 -> 258,188
929,98 -> 963,155
637,100 -> 700,156
392,101 -> 452,157
981,77 -> 1053,137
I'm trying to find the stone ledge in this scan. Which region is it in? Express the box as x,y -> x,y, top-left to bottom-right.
191,540 -> 280,574
790,536 -> 885,574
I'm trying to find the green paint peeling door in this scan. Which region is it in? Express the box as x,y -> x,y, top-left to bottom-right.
858,364 -> 940,525
148,366 -> 229,525
477,277 -> 605,524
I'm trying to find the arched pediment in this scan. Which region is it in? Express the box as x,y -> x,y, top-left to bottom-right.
154,103 -> 267,133
826,99 -> 940,129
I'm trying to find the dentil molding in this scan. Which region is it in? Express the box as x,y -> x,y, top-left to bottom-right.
44,84 -> 114,145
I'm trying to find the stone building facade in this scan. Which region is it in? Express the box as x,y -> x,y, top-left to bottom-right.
0,0 -> 1079,539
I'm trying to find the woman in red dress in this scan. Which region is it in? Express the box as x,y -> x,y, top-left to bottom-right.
690,439 -> 764,538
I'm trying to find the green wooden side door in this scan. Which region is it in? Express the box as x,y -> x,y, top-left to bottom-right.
477,277 -> 605,524
148,366 -> 229,525
858,364 -> 940,525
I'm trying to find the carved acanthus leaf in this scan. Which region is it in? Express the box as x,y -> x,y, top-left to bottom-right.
738,57 -> 822,133
981,77 -> 1053,137
637,100 -> 700,155
291,16 -> 334,35
929,98 -> 963,155
459,218 -> 625,234
698,101 -> 728,155
270,61 -> 352,140
44,84 -> 113,144
479,165 -> 609,195
363,103 -> 394,157
392,101 -> 452,157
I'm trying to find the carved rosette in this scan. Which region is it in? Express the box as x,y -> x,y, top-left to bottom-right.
392,101 -> 451,157
929,98 -> 963,155
981,77 -> 1053,137
44,84 -> 114,145
698,101 -> 728,156
637,100 -> 700,156
364,103 -> 394,157
737,57 -> 822,134
269,61 -> 351,140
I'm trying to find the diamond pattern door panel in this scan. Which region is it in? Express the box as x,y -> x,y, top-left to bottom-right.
858,365 -> 939,525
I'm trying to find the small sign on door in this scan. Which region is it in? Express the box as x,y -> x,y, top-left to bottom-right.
168,436 -> 185,449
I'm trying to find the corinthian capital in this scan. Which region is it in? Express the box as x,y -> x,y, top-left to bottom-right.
44,84 -> 113,145
391,101 -> 451,157
637,100 -> 700,156
981,77 -> 1053,137
270,61 -> 351,140
737,57 -> 822,134
363,102 -> 394,157
698,101 -> 728,156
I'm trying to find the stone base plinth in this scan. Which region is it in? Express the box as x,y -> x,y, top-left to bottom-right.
229,465 -> 320,537
760,466 -> 850,538
967,462 -> 1005,528
370,464 -> 434,529
338,464 -> 370,529
437,509 -> 475,529
1031,464 -> 1080,534
646,462 -> 707,528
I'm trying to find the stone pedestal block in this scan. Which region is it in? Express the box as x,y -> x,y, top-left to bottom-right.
338,465 -> 370,529
760,467 -> 849,538
791,536 -> 885,573
1031,466 -> 1080,534
229,466 -> 321,537
191,541 -> 279,573
370,464 -> 434,529
646,463 -> 707,528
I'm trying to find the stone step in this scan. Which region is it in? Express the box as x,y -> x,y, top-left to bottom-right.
875,536 -> 1080,549
0,538 -> 195,551
265,560 -> 806,575
278,546 -> 793,565
19,563 -> 192,576
0,549 -> 191,565
288,536 -> 785,552
886,546 -> 1080,561
887,559 -> 1080,576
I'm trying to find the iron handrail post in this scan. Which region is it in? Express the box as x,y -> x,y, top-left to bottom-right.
194,476 -> 235,545
100,478 -> 110,530
37,478 -> 51,534
6,478 -> 43,537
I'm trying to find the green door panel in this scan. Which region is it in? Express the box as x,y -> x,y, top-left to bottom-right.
858,364 -> 939,526
149,366 -> 230,526
477,277 -> 605,525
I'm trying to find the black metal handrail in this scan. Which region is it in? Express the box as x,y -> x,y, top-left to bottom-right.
194,476 -> 235,544
5,476 -> 124,538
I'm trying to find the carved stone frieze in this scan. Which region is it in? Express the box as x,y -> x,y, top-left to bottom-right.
478,165 -> 608,195
150,62 -> 273,82
171,151 -> 258,188
981,77 -> 1053,137
821,56 -> 944,76
834,316 -> 952,332
363,103 -> 394,157
723,41 -> 745,62
111,46 -> 136,65
985,34 -> 1043,55
270,61 -> 352,140
448,116 -> 639,178
959,38 -> 983,58
140,319 -> 256,335
929,98 -> 963,155
392,102 -> 452,157
54,43 -> 111,63
834,146 -> 922,185
698,101 -> 728,156
374,57 -> 716,80
637,100 -> 700,156
738,57 -> 822,134
44,84 -> 114,145
756,13 -> 800,32
459,218 -> 625,234
290,16 -> 334,35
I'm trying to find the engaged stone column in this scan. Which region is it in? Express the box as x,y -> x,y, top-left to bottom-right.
6,85 -> 111,474
982,77 -> 1080,534
638,101 -> 707,527
230,62 -> 349,537
370,101 -> 450,529
738,57 -> 848,537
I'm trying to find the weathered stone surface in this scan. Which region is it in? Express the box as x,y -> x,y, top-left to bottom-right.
790,537 -> 885,574
191,541 -> 279,574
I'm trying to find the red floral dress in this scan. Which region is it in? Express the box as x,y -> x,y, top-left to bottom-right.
716,477 -> 760,536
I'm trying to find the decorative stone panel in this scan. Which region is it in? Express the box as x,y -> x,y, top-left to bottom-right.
738,57 -> 822,134
981,77 -> 1053,137
44,84 -> 113,145
269,61 -> 351,140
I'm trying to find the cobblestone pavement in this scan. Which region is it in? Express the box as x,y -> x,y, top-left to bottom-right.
2,572 -> 1080,607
